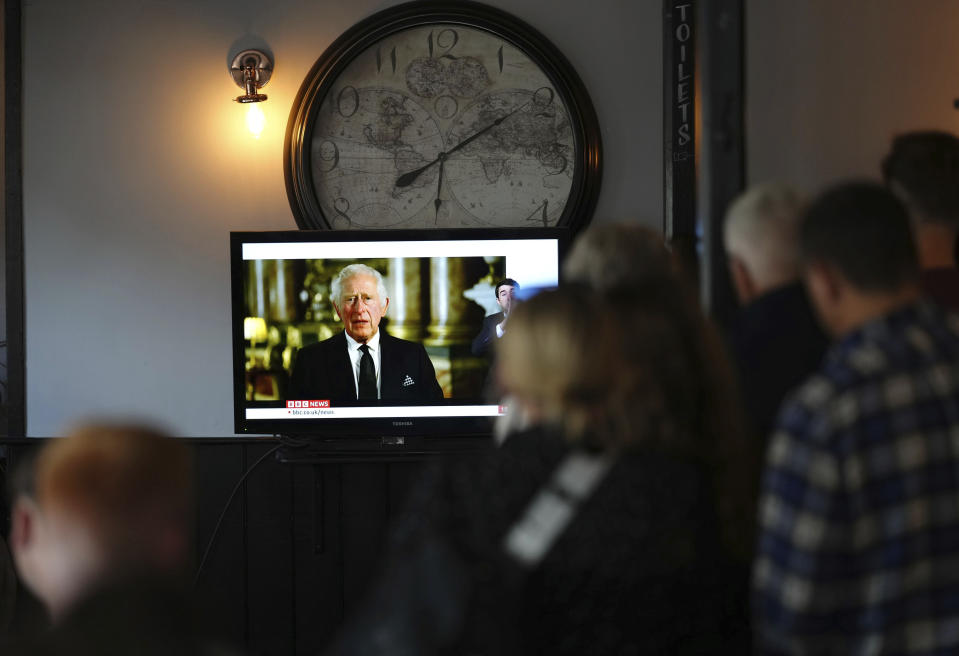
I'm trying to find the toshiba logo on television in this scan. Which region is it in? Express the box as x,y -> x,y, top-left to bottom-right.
286,400 -> 331,408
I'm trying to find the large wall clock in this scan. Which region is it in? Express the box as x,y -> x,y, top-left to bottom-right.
285,0 -> 602,230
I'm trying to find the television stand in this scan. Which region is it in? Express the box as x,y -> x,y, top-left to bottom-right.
273,433 -> 493,464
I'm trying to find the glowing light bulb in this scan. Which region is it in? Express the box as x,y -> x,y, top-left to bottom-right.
246,103 -> 266,138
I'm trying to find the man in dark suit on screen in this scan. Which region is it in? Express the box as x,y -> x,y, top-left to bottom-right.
471,278 -> 520,357
289,264 -> 444,403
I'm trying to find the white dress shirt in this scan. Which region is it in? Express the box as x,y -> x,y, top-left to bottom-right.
345,330 -> 382,399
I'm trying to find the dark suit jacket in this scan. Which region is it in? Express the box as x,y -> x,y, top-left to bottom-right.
728,281 -> 829,442
471,312 -> 504,357
922,268 -> 959,312
289,331 -> 444,403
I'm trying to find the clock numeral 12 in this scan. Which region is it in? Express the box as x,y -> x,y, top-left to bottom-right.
428,29 -> 459,59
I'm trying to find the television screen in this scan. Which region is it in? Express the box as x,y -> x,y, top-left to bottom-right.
231,228 -> 568,440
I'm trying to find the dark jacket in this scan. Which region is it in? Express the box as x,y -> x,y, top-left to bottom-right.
289,331 -> 444,402
728,282 -> 829,442
328,427 -> 731,655
922,267 -> 959,313
471,312 -> 504,357
9,579 -> 240,656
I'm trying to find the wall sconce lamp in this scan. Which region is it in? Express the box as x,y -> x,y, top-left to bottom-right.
230,49 -> 273,139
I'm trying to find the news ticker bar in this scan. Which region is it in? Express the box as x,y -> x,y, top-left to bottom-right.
246,405 -> 506,419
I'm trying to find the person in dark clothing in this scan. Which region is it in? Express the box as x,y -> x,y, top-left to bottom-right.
13,578 -> 237,656
882,130 -> 959,310
9,423 -> 193,624
723,183 -> 829,442
6,422 -> 240,655
290,330 -> 444,402
328,283 -> 751,655
470,278 -> 519,357
290,263 -> 443,402
753,181 -> 959,655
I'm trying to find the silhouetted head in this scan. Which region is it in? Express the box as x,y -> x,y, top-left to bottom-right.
10,422 -> 192,622
882,130 -> 959,227
724,183 -> 805,304
800,181 -> 920,336
563,223 -> 678,292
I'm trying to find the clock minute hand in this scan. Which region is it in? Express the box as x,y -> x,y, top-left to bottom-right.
394,103 -> 526,189
443,105 -> 520,157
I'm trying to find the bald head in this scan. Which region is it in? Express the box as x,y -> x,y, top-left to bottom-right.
724,183 -> 805,304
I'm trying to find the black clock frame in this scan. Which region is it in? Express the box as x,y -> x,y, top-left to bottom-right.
284,0 -> 602,232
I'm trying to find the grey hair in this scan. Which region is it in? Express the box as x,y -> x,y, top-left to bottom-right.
330,263 -> 389,305
723,182 -> 804,286
563,223 -> 676,291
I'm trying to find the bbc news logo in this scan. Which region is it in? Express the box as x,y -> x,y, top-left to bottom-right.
287,400 -> 330,408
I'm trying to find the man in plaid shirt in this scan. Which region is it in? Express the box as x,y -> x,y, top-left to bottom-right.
753,182 -> 959,655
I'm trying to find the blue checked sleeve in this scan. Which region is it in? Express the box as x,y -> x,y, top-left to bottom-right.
752,384 -> 854,655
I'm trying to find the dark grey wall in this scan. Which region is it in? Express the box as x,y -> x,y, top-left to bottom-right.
747,0 -> 959,193
22,0 -> 662,437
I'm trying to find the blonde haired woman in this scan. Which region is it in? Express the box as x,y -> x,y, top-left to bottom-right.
330,279 -> 751,655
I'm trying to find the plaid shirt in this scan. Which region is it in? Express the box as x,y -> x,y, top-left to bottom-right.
753,301 -> 959,656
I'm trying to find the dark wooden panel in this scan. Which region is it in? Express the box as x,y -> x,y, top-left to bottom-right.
698,0 -> 745,326
4,0 -> 24,438
1,442 -> 38,535
386,460 -> 426,521
192,443 -> 249,648
663,0 -> 698,279
4,440 -> 460,655
339,462 -> 391,614
293,463 -> 345,654
245,443 -> 295,655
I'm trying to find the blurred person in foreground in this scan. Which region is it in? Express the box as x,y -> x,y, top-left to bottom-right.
722,183 -> 828,443
328,279 -> 751,654
753,182 -> 959,655
562,221 -> 683,291
565,222 -> 756,647
8,422 -> 234,655
882,130 -> 959,309
494,224 -> 688,441
0,452 -> 48,649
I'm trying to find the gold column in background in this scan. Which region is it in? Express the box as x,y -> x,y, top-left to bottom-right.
246,259 -> 297,323
269,260 -> 298,323
246,260 -> 269,318
426,257 -> 474,346
386,257 -> 423,341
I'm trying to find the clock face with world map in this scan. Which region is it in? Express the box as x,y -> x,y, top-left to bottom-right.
285,1 -> 602,230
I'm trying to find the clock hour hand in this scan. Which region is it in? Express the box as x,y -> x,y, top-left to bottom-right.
434,153 -> 446,222
394,102 -> 527,189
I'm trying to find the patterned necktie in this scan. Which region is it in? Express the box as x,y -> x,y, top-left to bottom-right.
358,344 -> 377,400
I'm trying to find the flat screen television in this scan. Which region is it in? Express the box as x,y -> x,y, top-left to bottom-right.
231,228 -> 569,444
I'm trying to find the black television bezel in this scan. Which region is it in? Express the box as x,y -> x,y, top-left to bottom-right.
230,227 -> 570,442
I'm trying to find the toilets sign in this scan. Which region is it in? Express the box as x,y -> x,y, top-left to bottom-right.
672,3 -> 693,151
